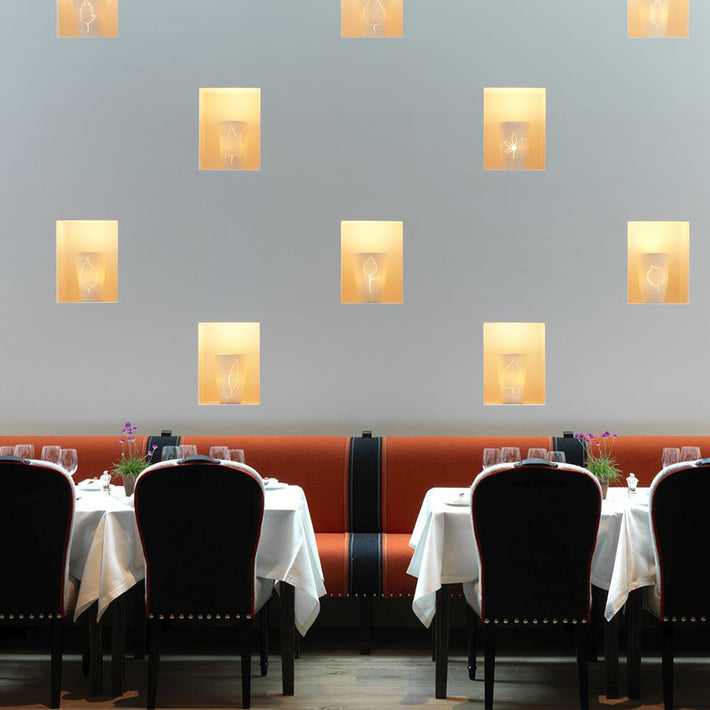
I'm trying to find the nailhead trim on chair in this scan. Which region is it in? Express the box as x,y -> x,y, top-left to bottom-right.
149,612 -> 248,621
484,617 -> 584,625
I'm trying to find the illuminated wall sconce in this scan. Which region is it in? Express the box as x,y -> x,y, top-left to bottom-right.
341,221 -> 403,304
628,0 -> 689,38
199,89 -> 261,171
484,323 -> 545,405
57,0 -> 118,38
484,88 -> 546,171
198,322 -> 260,405
56,220 -> 118,303
341,0 -> 403,37
627,221 -> 689,304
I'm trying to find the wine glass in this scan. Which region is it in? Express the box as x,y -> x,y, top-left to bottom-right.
60,449 -> 78,476
14,444 -> 35,459
178,444 -> 198,458
500,447 -> 521,464
41,446 -> 62,466
0,446 -> 15,457
482,448 -> 500,469
209,446 -> 230,461
661,447 -> 680,469
527,448 -> 548,461
680,446 -> 701,462
229,449 -> 245,464
162,446 -> 180,461
547,451 -> 566,464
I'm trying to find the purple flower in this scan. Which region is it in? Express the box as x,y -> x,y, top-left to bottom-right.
612,434 -> 618,438
151,444 -> 158,450
587,433 -> 594,439
119,438 -> 125,443
601,431 -> 610,438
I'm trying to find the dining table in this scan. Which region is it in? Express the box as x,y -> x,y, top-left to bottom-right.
407,485 -> 656,699
70,478 -> 326,696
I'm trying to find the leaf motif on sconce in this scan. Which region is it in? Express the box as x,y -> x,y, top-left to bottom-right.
226,357 -> 240,400
503,132 -> 526,161
362,256 -> 381,296
646,263 -> 667,293
78,256 -> 100,296
649,0 -> 669,29
362,0 -> 388,32
78,0 -> 97,34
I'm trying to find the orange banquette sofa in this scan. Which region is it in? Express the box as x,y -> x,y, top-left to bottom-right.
2,432 -> 708,606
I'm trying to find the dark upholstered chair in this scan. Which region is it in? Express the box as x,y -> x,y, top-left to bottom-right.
644,459 -> 710,710
0,456 -> 76,708
469,459 -> 602,710
134,456 -> 265,709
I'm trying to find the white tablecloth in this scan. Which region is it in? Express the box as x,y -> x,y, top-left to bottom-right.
70,485 -> 326,635
407,486 -> 655,627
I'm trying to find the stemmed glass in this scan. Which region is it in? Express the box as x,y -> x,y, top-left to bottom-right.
527,448 -> 548,461
14,444 -> 35,459
500,447 -> 521,464
0,446 -> 15,457
178,445 -> 198,458
209,446 -> 230,461
41,446 -> 62,466
661,447 -> 680,469
60,449 -> 78,477
680,446 -> 701,462
547,451 -> 566,463
161,446 -> 180,461
482,448 -> 500,469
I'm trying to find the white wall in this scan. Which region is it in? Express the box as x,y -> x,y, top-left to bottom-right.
1,0 -> 708,436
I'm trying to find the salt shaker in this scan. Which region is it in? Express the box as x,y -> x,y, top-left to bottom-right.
100,470 -> 112,496
626,472 -> 638,496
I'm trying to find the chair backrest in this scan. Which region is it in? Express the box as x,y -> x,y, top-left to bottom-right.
471,460 -> 602,622
649,459 -> 710,619
134,457 -> 265,619
0,457 -> 75,617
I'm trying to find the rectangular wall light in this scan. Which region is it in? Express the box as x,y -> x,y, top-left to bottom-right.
341,0 -> 403,37
199,89 -> 261,171
198,322 -> 260,405
484,88 -> 546,171
57,0 -> 118,37
628,0 -> 689,38
56,220 -> 118,303
341,221 -> 403,304
483,322 -> 546,405
627,221 -> 689,304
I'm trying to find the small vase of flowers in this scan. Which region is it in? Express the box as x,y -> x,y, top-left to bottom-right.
575,431 -> 622,499
111,422 -> 156,496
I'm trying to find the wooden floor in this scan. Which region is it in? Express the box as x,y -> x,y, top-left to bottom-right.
2,647 -> 710,709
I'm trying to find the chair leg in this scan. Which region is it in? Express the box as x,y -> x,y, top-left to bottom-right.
662,622 -> 674,710
132,581 -> 146,660
484,624 -> 496,710
260,601 -> 269,677
626,588 -> 642,700
295,631 -> 301,659
88,604 -> 103,696
279,582 -> 295,696
359,597 -> 372,654
241,618 -> 252,709
575,624 -> 590,710
147,618 -> 161,710
467,605 -> 477,681
50,618 -> 62,709
434,585 -> 451,699
111,595 -> 127,697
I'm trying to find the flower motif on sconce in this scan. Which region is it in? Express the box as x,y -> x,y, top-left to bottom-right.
78,255 -> 100,298
362,256 -> 381,297
503,132 -> 526,162
649,0 -> 669,30
646,263 -> 667,294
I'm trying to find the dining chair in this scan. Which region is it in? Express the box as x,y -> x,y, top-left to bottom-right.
134,455 -> 265,709
469,459 -> 602,710
644,458 -> 710,710
0,455 -> 76,708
